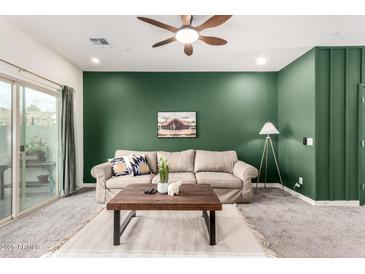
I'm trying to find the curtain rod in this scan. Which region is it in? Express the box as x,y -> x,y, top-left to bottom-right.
0,58 -> 63,88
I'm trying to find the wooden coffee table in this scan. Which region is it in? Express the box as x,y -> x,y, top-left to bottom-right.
106,184 -> 222,246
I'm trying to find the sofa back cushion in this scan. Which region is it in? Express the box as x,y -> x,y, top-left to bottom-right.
194,150 -> 238,173
157,150 -> 195,172
115,150 -> 157,173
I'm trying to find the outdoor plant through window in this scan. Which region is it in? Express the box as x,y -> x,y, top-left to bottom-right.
25,137 -> 49,162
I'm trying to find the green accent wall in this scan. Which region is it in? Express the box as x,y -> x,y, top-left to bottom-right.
83,72 -> 278,183
358,84 -> 365,205
278,49 -> 316,199
315,47 -> 365,201
83,48 -> 365,203
277,47 -> 365,201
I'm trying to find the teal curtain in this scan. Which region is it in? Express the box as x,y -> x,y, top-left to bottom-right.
61,86 -> 76,195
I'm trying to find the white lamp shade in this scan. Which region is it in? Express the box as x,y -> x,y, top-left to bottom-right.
259,122 -> 279,135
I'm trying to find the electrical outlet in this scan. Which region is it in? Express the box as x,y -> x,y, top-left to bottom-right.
299,177 -> 303,185
362,184 -> 365,191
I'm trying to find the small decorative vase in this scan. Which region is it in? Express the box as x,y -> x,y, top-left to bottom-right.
157,182 -> 169,194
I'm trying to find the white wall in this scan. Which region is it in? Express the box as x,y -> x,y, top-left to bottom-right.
0,18 -> 84,186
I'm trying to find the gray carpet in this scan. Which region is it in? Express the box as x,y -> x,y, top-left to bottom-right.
239,188 -> 365,258
0,188 -> 104,258
2,187 -> 365,258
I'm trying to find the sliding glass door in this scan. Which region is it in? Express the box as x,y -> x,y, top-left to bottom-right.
0,79 -> 12,220
0,76 -> 60,222
19,86 -> 58,212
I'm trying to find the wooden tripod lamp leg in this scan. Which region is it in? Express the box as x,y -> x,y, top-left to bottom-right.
264,136 -> 269,188
256,137 -> 268,190
268,137 -> 285,190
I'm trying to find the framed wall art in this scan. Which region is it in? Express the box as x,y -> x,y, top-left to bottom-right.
157,112 -> 197,138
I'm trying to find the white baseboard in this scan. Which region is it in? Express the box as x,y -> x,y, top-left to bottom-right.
255,183 -> 360,207
314,200 -> 360,206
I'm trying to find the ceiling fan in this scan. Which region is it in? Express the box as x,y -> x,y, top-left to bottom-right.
137,15 -> 232,56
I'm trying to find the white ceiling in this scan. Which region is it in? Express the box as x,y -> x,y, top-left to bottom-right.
5,15 -> 365,71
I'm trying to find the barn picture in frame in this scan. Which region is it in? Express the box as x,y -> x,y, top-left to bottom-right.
157,112 -> 197,138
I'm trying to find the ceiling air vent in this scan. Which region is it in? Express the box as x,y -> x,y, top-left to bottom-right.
90,38 -> 110,47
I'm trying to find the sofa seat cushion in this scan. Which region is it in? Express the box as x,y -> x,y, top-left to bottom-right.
195,172 -> 242,189
152,172 -> 196,184
157,150 -> 195,172
105,174 -> 154,189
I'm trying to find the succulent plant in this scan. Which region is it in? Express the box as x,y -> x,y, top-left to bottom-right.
159,157 -> 169,184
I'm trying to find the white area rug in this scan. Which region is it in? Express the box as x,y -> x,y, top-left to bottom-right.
49,204 -> 274,257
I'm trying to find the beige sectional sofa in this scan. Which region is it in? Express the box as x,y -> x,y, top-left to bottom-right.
91,149 -> 258,204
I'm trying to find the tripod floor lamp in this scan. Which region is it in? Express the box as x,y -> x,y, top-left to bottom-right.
255,122 -> 284,190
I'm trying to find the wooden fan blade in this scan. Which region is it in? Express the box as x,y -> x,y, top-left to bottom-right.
137,16 -> 178,33
181,15 -> 192,26
152,37 -> 176,47
199,36 -> 227,45
184,44 -> 193,56
196,15 -> 232,31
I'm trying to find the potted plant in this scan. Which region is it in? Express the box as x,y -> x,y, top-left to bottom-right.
25,137 -> 49,163
158,157 -> 169,193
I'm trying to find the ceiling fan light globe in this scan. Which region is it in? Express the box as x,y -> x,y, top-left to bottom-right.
175,28 -> 199,44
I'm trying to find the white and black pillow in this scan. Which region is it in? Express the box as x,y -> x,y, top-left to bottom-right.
110,157 -> 130,176
123,154 -> 151,176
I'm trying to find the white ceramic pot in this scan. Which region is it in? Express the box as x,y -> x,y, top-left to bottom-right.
157,182 -> 169,194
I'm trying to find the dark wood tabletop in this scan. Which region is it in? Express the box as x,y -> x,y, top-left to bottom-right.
106,183 -> 222,211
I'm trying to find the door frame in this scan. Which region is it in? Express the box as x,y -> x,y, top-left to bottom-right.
0,74 -> 61,221
0,76 -> 14,223
16,83 -> 61,216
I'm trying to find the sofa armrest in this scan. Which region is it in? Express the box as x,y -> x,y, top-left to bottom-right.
233,160 -> 258,181
91,162 -> 113,188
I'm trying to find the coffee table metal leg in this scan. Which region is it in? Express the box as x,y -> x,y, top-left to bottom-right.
120,210 -> 136,235
113,210 -> 136,246
113,210 -> 120,245
209,211 -> 216,245
203,210 -> 209,230
203,210 -> 216,245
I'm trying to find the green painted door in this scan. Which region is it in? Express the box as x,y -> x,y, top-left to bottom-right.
359,84 -> 365,205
